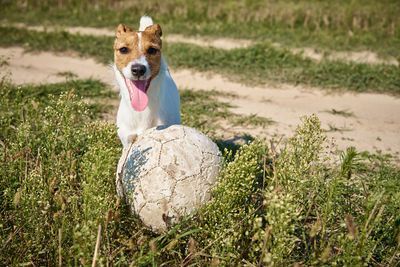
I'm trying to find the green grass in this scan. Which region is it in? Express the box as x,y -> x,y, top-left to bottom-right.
0,26 -> 113,64
2,0 -> 400,58
0,78 -> 117,121
56,71 -> 79,79
180,89 -> 273,137
1,77 -> 399,265
230,113 -> 274,128
180,89 -> 232,135
1,26 -> 399,95
324,108 -> 355,118
324,123 -> 353,133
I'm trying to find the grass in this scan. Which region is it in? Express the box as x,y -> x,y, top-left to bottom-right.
1,26 -> 399,95
325,123 -> 353,133
180,89 -> 231,135
56,71 -> 79,79
324,108 -> 355,118
1,0 -> 400,59
0,77 -> 117,121
180,89 -> 273,137
230,113 -> 274,128
0,26 -> 113,64
1,77 -> 399,264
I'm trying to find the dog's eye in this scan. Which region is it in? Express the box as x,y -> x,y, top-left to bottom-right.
119,47 -> 129,54
147,47 -> 157,55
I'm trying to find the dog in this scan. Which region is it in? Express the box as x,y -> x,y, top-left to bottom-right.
113,16 -> 181,147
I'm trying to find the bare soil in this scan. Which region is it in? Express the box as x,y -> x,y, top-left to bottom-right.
0,47 -> 114,85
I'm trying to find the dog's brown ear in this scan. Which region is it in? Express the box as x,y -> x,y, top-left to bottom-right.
116,24 -> 133,37
145,24 -> 162,37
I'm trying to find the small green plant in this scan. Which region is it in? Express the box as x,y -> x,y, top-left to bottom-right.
195,141 -> 267,264
56,71 -> 78,79
230,113 -> 274,127
325,123 -> 352,133
324,108 -> 355,118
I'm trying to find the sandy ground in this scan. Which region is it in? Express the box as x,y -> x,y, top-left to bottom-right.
0,47 -> 114,85
4,23 -> 399,66
1,46 -> 399,155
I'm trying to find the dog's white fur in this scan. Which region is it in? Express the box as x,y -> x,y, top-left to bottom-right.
139,16 -> 154,31
113,16 -> 181,147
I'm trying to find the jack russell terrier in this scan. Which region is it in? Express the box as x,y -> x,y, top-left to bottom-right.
113,16 -> 181,147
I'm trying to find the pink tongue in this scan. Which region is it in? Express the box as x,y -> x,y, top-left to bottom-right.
124,78 -> 149,111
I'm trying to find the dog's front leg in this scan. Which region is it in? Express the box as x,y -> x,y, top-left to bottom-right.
118,127 -> 138,147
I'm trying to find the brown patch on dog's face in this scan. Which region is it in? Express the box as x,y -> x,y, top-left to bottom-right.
113,24 -> 139,72
114,23 -> 162,80
140,24 -> 162,80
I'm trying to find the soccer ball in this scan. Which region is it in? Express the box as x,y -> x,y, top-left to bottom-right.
116,125 -> 221,232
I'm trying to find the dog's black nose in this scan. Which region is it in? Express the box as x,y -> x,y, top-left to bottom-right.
131,64 -> 146,77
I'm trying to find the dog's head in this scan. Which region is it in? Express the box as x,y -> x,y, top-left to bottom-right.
114,22 -> 162,111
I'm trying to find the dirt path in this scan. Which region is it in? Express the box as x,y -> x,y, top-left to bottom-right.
5,23 -> 399,65
0,47 -> 114,85
1,46 -> 399,155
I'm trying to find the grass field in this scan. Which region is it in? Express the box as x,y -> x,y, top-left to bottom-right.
1,0 -> 400,265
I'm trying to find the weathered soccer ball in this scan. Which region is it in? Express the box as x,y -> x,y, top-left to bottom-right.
116,125 -> 220,232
